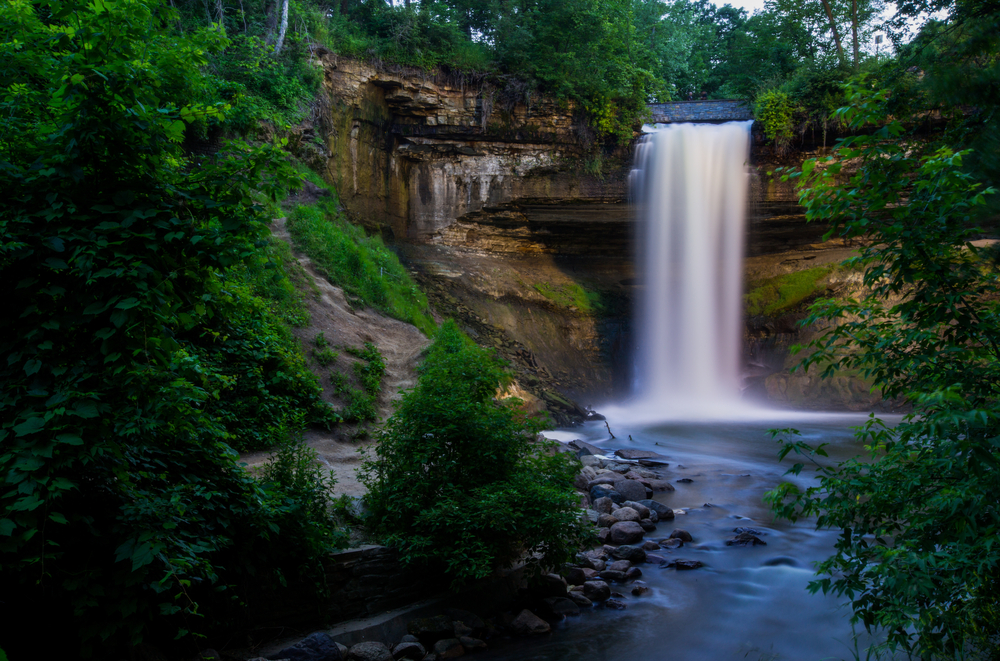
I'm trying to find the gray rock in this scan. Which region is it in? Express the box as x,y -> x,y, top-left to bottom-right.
616,480 -> 648,502
660,538 -> 683,549
593,496 -> 615,514
608,559 -> 631,572
583,580 -> 611,601
603,461 -> 633,473
639,518 -> 657,532
408,615 -> 454,644
510,609 -> 551,635
573,472 -> 590,490
566,591 -> 594,607
337,644 -> 350,659
587,475 -> 619,489
580,454 -> 602,467
615,449 -> 669,460
401,637 -> 420,645
610,507 -> 640,522
645,480 -> 675,492
590,484 -> 623,504
569,439 -> 606,456
631,583 -> 650,596
393,642 -> 426,660
432,639 -> 464,659
726,532 -> 767,546
604,598 -> 628,610
597,513 -> 619,528
612,545 -> 647,563
583,509 -> 599,524
598,569 -> 626,582
576,553 -> 604,571
536,573 -> 567,597
663,559 -> 704,570
452,622 -> 473,637
648,510 -> 659,523
645,553 -> 666,564
271,632 -> 342,661
348,642 -> 393,661
597,527 -> 611,544
623,501 -> 651,519
641,540 -> 660,551
638,499 -> 673,520
638,458 -> 669,467
543,596 -> 581,617
458,638 -> 485,652
610,521 -> 644,545
565,567 -> 588,585
624,566 -> 643,580
669,529 -> 693,542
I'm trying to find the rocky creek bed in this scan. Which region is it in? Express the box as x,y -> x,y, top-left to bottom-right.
223,414 -> 882,661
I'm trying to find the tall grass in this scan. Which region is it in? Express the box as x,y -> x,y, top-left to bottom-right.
286,199 -> 435,336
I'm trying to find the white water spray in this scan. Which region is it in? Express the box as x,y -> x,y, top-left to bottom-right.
629,121 -> 753,417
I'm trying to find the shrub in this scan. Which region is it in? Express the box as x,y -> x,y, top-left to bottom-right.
360,322 -> 587,586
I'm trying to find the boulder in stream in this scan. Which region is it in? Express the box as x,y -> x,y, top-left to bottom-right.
609,521 -> 644,544
271,633 -> 342,661
611,545 -> 647,563
347,641 -> 393,661
669,529 -> 694,542
510,609 -> 551,635
615,449 -> 669,460
583,580 -> 611,601
638,499 -> 674,520
611,507 -> 640,522
616,479 -> 649,502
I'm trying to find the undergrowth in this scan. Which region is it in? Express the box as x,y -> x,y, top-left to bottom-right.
330,341 -> 386,424
745,265 -> 834,316
286,193 -> 435,336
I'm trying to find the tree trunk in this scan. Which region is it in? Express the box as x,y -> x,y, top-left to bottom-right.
819,0 -> 847,68
274,0 -> 289,54
851,0 -> 860,71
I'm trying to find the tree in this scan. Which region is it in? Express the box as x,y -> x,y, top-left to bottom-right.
766,84 -> 1000,657
0,0 -> 338,655
360,322 -> 588,586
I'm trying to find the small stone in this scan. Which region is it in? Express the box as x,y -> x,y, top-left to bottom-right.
676,478 -> 693,483
400,636 -> 420,644
660,538 -> 683,549
623,501 -> 651,519
726,532 -> 767,547
597,527 -> 611,544
645,480 -> 675,492
583,580 -> 611,601
593,497 -> 615,514
348,641 -> 393,661
543,596 -> 581,617
615,449 -> 668,460
638,458 -> 669,467
669,529 -> 693,542
631,583 -> 650,596
432,639 -> 464,659
535,573 -> 567,597
604,598 -> 628,610
638,499 -> 674,520
609,521 -> 644,545
458,638 -> 485,651
566,591 -> 593,607
273,632 -> 342,661
611,507 -> 640,522
393,642 -> 426,660
608,559 -> 631,572
648,510 -> 659,523
510,609 -> 551,635
612,545 -> 647,563
597,513 -> 619,528
616,480 -> 648,502
663,559 -> 704,570
590,484 -> 623,504
580,455 -> 601,467
645,553 -> 666,564
641,540 -> 660,551
453,621 -> 473,637
624,566 -> 643,580
598,569 -> 626,582
639,518 -> 657,532
583,509 -> 599,525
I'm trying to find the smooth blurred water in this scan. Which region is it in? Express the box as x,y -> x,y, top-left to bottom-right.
630,121 -> 753,415
486,412 -> 898,661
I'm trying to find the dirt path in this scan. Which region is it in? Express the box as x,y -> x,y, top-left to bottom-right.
240,219 -> 430,497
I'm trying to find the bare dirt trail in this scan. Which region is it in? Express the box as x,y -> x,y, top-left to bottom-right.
240,218 -> 431,497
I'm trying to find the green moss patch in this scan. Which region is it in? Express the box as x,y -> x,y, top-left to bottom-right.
745,266 -> 834,317
533,281 -> 603,313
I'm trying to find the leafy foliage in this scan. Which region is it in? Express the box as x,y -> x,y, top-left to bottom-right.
765,85 -> 1000,657
0,0 -> 340,655
360,322 -> 588,587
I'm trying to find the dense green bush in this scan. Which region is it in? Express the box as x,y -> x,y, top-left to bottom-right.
360,322 -> 588,586
766,85 -> 1000,658
0,0 -> 341,655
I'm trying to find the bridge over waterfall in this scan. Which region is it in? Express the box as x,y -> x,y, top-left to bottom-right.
647,100 -> 753,124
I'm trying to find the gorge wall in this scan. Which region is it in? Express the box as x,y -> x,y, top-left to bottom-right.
303,54 -> 883,416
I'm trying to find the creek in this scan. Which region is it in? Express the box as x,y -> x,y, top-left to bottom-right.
490,411 -> 894,661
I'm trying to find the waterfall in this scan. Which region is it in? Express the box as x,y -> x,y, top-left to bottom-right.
630,121 -> 753,414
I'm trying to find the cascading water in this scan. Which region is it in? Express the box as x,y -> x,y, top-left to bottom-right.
629,120 -> 753,416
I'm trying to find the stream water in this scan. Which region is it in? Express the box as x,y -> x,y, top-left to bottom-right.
483,411 -> 895,661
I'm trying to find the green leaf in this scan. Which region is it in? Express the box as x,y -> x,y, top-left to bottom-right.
13,416 -> 45,437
